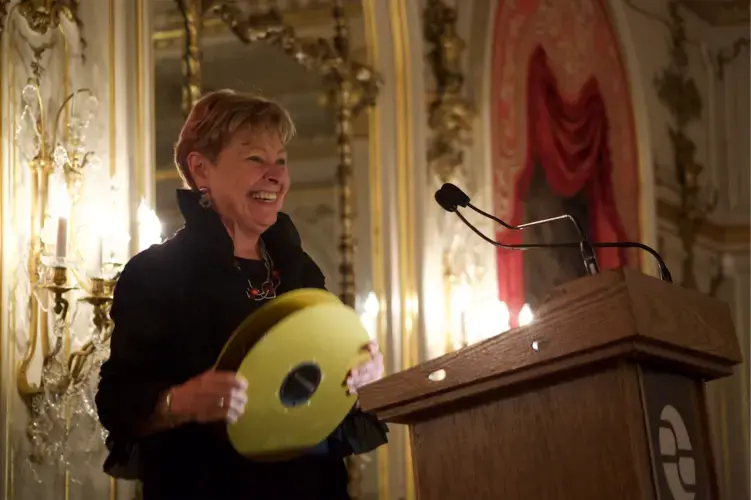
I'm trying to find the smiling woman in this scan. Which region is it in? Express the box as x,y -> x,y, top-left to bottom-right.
143,1 -> 388,496
95,90 -> 388,499
174,90 -> 295,259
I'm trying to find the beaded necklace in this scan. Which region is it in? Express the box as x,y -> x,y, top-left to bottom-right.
243,240 -> 280,301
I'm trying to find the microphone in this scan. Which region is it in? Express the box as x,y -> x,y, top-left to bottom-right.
436,183 -> 600,276
435,183 -> 673,282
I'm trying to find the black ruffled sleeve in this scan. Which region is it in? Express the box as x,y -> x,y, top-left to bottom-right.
330,408 -> 389,456
96,250 -> 177,476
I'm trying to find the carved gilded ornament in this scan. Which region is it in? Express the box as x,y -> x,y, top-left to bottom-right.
176,0 -> 203,115
715,37 -> 749,80
1,0 -> 87,61
681,0 -> 749,26
423,0 -> 474,184
652,1 -> 717,289
0,0 -> 9,35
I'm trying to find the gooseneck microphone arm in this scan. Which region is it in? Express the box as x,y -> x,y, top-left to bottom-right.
453,211 -> 672,282
465,203 -> 601,275
435,182 -> 600,276
437,183 -> 673,283
467,202 -> 585,239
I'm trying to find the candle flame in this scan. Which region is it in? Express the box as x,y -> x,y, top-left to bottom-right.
518,303 -> 534,326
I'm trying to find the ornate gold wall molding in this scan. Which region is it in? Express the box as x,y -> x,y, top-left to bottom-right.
650,1 -> 717,289
107,6 -> 117,500
681,0 -> 749,26
0,2 -> 7,497
361,0 -> 388,496
626,0 -> 750,263
10,0 -> 87,58
134,0 -> 149,243
387,0 -> 419,497
154,1 -> 364,49
0,0 -> 10,36
175,0 -> 203,115
423,0 -> 479,360
422,0 -> 473,184
657,199 -> 750,246
715,37 -> 750,80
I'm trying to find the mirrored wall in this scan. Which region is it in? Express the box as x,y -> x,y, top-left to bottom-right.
152,0 -> 373,297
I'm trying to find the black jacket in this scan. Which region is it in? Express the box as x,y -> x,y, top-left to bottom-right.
96,190 -> 388,500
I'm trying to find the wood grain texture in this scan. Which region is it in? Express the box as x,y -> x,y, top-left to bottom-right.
409,364 -> 656,500
359,269 -> 741,421
624,270 -> 740,362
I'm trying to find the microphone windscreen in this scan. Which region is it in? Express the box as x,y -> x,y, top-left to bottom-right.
434,183 -> 470,213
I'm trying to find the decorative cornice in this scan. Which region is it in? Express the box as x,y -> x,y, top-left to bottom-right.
153,2 -> 363,51
0,0 -> 9,37
653,1 -> 718,288
2,0 -> 88,62
715,37 -> 750,80
657,199 -> 750,246
681,0 -> 749,26
423,0 -> 474,184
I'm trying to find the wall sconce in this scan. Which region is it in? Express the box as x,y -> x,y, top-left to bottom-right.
11,77 -> 164,476
1,0 -> 166,487
14,81 -> 102,472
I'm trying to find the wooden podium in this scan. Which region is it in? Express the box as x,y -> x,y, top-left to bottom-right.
358,269 -> 741,500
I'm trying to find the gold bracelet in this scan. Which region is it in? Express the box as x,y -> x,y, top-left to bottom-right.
164,388 -> 177,428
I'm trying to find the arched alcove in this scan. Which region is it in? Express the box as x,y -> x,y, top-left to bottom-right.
488,0 -> 646,319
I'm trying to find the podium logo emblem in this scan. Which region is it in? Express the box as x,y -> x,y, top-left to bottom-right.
658,404 -> 695,500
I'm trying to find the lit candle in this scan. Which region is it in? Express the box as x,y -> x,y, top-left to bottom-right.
55,217 -> 67,259
94,235 -> 103,274
48,174 -> 70,261
460,310 -> 467,346
451,282 -> 471,347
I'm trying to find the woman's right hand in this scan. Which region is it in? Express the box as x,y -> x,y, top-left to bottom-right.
168,370 -> 248,424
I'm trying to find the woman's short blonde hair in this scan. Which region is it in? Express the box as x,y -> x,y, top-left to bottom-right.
174,89 -> 296,189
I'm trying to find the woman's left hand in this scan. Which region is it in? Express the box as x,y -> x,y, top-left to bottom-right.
346,341 -> 384,395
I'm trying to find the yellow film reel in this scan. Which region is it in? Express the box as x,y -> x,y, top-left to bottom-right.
215,289 -> 371,460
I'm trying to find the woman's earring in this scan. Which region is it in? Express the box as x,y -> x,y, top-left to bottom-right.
198,187 -> 212,209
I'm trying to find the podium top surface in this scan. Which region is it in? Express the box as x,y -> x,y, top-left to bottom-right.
359,268 -> 741,421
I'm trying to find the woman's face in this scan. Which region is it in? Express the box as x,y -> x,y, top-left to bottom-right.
190,127 -> 290,235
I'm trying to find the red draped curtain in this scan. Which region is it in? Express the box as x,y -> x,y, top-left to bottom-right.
497,46 -> 630,326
